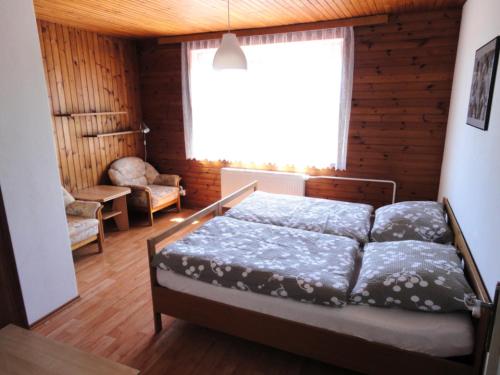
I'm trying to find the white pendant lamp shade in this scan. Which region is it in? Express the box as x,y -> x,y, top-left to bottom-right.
213,0 -> 247,70
213,33 -> 247,70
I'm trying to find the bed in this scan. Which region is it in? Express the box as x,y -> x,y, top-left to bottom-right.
147,181 -> 496,375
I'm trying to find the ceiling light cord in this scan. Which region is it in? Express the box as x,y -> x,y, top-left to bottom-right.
227,0 -> 231,33
212,0 -> 247,70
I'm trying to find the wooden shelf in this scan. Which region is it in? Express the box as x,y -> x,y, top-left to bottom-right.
54,111 -> 128,117
83,130 -> 142,138
102,209 -> 123,221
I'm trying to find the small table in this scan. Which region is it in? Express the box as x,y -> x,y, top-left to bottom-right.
74,185 -> 131,232
0,324 -> 139,374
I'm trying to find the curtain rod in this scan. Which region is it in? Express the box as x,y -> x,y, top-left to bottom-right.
158,14 -> 388,45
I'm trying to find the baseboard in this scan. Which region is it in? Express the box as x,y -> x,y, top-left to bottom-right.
29,295 -> 80,329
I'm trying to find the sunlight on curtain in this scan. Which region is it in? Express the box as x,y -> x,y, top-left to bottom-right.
182,28 -> 353,169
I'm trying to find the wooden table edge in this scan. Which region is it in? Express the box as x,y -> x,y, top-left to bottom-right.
73,185 -> 132,203
0,324 -> 139,374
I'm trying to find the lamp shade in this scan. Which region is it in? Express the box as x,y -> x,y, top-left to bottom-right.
213,33 -> 247,70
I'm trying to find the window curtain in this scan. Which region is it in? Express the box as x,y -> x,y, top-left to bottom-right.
181,26 -> 354,170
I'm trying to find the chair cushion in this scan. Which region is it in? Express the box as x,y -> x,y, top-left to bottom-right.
67,215 -> 99,245
145,162 -> 160,185
129,185 -> 179,209
108,157 -> 148,186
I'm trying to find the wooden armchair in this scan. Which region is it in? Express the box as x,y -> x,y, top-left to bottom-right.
108,157 -> 181,226
62,187 -> 103,252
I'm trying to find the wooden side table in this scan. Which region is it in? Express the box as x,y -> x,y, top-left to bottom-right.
73,185 -> 131,233
0,324 -> 139,374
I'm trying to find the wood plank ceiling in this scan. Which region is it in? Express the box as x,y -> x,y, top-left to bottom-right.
34,0 -> 464,38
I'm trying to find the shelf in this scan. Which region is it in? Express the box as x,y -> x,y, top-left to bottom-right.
82,130 -> 142,138
102,209 -> 122,220
54,111 -> 128,117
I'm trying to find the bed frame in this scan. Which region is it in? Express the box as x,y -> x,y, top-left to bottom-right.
147,182 -> 498,375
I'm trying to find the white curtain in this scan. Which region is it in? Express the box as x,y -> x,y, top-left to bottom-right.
181,27 -> 354,170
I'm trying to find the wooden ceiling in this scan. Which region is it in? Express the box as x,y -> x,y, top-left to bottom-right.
34,0 -> 465,38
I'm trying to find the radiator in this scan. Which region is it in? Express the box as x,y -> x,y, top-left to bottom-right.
221,168 -> 306,207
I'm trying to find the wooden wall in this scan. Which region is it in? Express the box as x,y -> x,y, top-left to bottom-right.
138,9 -> 461,208
37,20 -> 143,193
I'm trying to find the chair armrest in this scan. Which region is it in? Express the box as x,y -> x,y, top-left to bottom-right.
128,185 -> 152,193
66,200 -> 102,219
127,185 -> 154,210
154,174 -> 181,187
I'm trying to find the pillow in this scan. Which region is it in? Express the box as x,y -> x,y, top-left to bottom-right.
371,201 -> 453,243
62,187 -> 75,207
108,157 -> 148,186
144,162 -> 160,184
350,241 -> 474,313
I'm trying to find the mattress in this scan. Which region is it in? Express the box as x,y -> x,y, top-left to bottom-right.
152,216 -> 360,307
157,268 -> 474,358
224,191 -> 373,243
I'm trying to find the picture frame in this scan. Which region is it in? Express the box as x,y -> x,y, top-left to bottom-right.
466,36 -> 500,131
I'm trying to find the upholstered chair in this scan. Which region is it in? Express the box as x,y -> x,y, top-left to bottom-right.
108,157 -> 181,225
62,187 -> 103,252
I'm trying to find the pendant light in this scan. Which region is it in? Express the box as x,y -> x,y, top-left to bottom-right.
213,0 -> 247,70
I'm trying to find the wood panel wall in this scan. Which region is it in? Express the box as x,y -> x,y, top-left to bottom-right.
138,9 -> 461,208
37,20 -> 143,193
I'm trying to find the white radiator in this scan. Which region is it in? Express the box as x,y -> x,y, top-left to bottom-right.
221,168 -> 306,207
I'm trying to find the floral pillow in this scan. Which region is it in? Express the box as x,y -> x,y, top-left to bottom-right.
350,241 -> 475,313
371,201 -> 453,243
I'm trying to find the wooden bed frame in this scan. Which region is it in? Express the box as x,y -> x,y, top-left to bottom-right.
147,182 -> 497,375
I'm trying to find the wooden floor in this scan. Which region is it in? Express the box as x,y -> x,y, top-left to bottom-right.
34,209 -> 358,375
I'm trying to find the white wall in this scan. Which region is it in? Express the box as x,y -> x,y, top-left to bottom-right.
439,0 -> 500,299
0,0 -> 78,323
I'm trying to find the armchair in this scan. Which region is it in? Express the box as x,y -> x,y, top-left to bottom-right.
108,157 -> 181,226
62,187 -> 103,252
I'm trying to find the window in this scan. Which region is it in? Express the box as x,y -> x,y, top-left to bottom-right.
181,28 -> 354,170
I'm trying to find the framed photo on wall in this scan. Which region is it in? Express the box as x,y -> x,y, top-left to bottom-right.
467,36 -> 500,130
